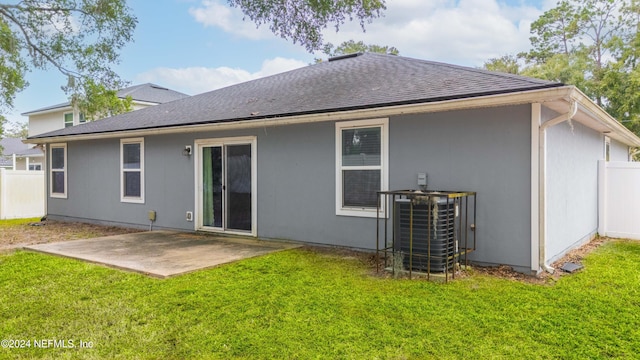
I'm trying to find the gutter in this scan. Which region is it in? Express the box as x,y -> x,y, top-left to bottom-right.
538,101 -> 578,273
567,89 -> 640,147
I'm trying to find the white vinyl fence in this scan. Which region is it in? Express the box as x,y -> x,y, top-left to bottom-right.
0,168 -> 45,220
598,161 -> 640,240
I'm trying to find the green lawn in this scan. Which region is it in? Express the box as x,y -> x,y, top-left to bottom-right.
0,218 -> 40,228
1,241 -> 639,359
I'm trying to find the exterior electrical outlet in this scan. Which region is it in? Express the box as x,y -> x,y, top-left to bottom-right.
148,210 -> 156,222
417,173 -> 427,187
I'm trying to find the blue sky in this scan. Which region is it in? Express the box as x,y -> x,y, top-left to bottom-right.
6,0 -> 553,126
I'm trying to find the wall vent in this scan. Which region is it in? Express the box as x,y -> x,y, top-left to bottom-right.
328,52 -> 363,62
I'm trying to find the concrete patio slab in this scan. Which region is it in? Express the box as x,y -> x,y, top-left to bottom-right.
24,231 -> 301,278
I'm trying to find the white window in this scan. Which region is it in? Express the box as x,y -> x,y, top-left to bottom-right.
29,163 -> 42,171
50,143 -> 67,198
335,118 -> 388,217
120,138 -> 144,203
64,112 -> 73,128
79,113 -> 86,124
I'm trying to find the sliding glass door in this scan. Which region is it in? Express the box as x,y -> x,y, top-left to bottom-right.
202,146 -> 223,228
198,138 -> 255,234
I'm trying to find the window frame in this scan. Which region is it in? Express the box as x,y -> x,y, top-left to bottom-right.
335,118 -> 388,217
64,112 -> 74,128
49,143 -> 67,199
29,163 -> 42,171
120,137 -> 145,204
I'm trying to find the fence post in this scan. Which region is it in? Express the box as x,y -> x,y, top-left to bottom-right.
597,160 -> 607,237
0,168 -> 5,219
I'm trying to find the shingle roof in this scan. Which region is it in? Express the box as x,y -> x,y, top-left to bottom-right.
30,53 -> 563,139
1,138 -> 31,155
0,138 -> 43,166
22,83 -> 190,115
116,83 -> 190,104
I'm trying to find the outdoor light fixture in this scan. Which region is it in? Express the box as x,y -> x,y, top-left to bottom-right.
183,145 -> 192,156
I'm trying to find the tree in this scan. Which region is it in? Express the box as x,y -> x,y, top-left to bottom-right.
0,116 -> 5,150
483,0 -> 640,136
0,0 -> 137,128
75,79 -> 132,121
4,120 -> 28,139
322,39 -> 399,57
524,0 -> 631,106
525,0 -> 581,62
483,54 -> 521,74
315,40 -> 399,63
228,0 -> 386,52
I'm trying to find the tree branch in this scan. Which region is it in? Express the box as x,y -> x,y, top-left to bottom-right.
0,6 -> 81,78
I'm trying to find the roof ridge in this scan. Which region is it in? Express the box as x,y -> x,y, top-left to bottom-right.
117,83 -> 147,97
391,53 -> 559,86
357,52 -> 559,86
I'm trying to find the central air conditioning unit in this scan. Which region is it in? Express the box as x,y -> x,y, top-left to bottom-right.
394,196 -> 459,273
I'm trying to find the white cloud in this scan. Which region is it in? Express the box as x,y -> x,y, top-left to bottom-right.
186,0 -> 547,67
188,0 -> 274,40
317,0 -> 544,66
136,57 -> 307,95
187,0 -> 546,67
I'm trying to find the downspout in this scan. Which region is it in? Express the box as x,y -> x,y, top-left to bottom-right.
538,101 -> 578,273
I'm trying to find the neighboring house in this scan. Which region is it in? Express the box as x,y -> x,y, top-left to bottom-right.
0,137 -> 43,170
22,83 -> 190,137
26,53 -> 640,274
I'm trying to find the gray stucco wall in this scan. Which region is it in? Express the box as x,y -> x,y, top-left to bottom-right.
47,104 -> 533,270
48,125 -> 377,248
545,117 -> 603,263
48,135 -> 196,229
256,121 -> 375,248
390,105 -> 532,270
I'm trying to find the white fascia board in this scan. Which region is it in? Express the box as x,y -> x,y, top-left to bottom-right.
567,88 -> 640,147
22,104 -> 73,117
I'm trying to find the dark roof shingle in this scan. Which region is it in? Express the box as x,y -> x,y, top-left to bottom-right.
22,83 -> 189,115
30,53 -> 562,139
0,138 -> 43,166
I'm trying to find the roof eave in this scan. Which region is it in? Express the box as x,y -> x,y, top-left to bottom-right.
21,104 -> 73,116
31,85 -> 640,148
567,87 -> 640,147
26,86 -> 577,144
21,98 -> 160,117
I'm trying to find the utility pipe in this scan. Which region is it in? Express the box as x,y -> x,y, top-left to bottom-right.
538,101 -> 578,273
